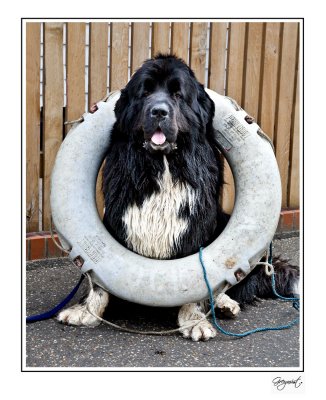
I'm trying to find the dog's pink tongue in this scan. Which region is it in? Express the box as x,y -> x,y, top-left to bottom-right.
151,131 -> 166,145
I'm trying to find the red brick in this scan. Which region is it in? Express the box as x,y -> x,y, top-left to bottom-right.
276,214 -> 283,232
29,236 -> 46,260
26,239 -> 30,261
46,237 -> 63,258
281,211 -> 294,231
293,210 -> 300,230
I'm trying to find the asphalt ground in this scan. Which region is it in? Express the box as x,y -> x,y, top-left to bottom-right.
25,234 -> 301,369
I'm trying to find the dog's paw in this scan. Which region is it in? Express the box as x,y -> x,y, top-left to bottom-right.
180,319 -> 216,341
178,303 -> 216,341
216,293 -> 240,318
57,304 -> 101,327
57,287 -> 109,327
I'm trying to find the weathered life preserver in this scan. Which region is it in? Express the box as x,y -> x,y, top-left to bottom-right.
50,89 -> 281,307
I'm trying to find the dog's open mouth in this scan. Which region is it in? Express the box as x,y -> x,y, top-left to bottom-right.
151,129 -> 167,145
143,128 -> 177,153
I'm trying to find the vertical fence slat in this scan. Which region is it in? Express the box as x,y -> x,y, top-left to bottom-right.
88,23 -> 109,217
66,23 -> 85,127
43,23 -> 64,230
275,23 -> 299,208
289,56 -> 300,208
259,22 -> 281,140
208,22 -> 227,94
106,23 -> 129,218
171,22 -> 189,62
152,23 -> 170,56
110,23 -> 129,91
223,22 -> 246,213
190,23 -> 208,84
208,22 -> 230,213
89,22 -> 109,106
226,23 -> 246,104
26,23 -> 41,232
131,23 -> 150,73
243,23 -> 264,119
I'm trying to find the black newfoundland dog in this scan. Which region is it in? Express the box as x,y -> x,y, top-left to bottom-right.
58,54 -> 299,341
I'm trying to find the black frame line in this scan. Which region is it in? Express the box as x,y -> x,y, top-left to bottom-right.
21,17 -> 304,373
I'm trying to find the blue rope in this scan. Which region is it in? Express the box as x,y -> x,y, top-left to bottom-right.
26,275 -> 85,323
199,247 -> 300,338
270,269 -> 300,310
267,242 -> 299,310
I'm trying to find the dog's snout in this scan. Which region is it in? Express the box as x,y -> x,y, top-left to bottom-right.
151,103 -> 169,119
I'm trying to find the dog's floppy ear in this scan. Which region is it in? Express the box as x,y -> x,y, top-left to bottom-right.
192,82 -> 215,134
114,87 -> 129,120
113,87 -> 133,132
193,82 -> 215,128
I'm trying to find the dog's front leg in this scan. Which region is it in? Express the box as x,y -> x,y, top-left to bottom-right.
57,284 -> 109,327
215,293 -> 241,318
177,303 -> 216,341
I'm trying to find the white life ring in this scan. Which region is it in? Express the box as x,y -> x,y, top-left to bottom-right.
50,89 -> 281,307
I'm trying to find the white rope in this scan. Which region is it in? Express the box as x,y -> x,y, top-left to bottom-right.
254,261 -> 275,276
84,272 -> 230,336
64,117 -> 84,126
50,217 -> 71,254
50,232 -> 272,336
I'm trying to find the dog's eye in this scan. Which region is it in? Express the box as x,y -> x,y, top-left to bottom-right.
174,92 -> 182,99
143,79 -> 155,97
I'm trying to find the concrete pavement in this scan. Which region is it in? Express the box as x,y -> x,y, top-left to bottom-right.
25,235 -> 301,369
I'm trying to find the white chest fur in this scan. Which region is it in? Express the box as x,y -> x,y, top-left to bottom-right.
122,156 -> 196,259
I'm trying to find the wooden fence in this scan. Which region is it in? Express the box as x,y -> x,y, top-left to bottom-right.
26,21 -> 300,233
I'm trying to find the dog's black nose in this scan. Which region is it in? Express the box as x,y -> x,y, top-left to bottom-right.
151,103 -> 169,119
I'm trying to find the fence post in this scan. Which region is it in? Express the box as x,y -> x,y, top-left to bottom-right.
26,23 -> 41,232
43,22 -> 64,230
259,22 -> 281,141
242,23 -> 264,120
288,43 -> 300,209
88,22 -> 109,218
171,22 -> 189,63
208,22 -> 228,95
274,23 -> 299,208
66,23 -> 86,130
110,23 -> 129,91
223,22 -> 246,213
152,23 -> 170,56
131,23 -> 150,73
190,22 -> 208,85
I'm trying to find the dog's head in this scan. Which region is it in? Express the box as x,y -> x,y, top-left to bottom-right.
114,54 -> 215,154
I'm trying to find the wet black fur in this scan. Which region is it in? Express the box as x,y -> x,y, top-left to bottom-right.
225,256 -> 299,307
102,54 -> 298,306
102,54 -> 228,258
